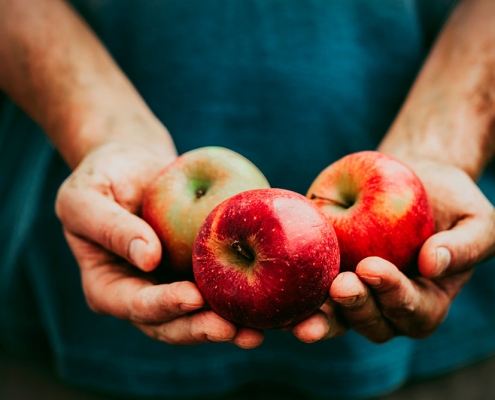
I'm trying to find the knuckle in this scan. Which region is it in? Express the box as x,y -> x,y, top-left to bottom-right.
135,321 -> 182,345
353,294 -> 370,308
464,243 -> 479,268
368,332 -> 395,344
135,324 -> 159,341
154,328 -> 177,344
165,282 -> 182,304
54,181 -> 72,221
352,316 -> 384,332
335,293 -> 368,310
351,317 -> 395,344
139,325 -> 180,344
191,311 -> 224,341
81,280 -> 112,317
158,319 -> 198,345
347,294 -> 369,309
84,294 -> 106,315
166,281 -> 202,310
55,172 -> 82,217
128,295 -> 147,321
147,329 -> 161,342
128,290 -> 168,324
321,319 -> 349,340
383,298 -> 416,320
99,221 -> 117,250
97,216 -> 125,253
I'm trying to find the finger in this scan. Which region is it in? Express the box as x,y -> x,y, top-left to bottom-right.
231,328 -> 265,349
66,232 -> 236,347
138,310 -> 237,345
330,272 -> 395,343
66,231 -> 204,323
57,185 -> 161,271
292,298 -> 347,343
87,271 -> 204,324
126,281 -> 206,324
87,268 -> 205,325
418,210 -> 495,278
356,257 -> 450,338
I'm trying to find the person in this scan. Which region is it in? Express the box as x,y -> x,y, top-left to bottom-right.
1,0 -> 495,398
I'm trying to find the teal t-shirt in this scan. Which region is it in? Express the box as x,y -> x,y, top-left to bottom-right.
2,1 -> 495,399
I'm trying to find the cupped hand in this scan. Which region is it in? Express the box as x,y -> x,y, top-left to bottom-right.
292,159 -> 495,343
55,141 -> 264,349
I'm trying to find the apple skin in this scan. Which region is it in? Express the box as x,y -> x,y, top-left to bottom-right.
307,151 -> 435,274
192,188 -> 340,330
142,146 -> 270,278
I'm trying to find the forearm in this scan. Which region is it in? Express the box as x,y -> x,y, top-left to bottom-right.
0,0 -> 176,168
380,0 -> 495,180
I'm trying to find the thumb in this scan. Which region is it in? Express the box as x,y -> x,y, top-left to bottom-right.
56,189 -> 162,272
418,214 -> 495,279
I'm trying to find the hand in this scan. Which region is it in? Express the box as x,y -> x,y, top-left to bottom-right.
292,159 -> 495,343
55,142 -> 264,348
291,0 -> 495,344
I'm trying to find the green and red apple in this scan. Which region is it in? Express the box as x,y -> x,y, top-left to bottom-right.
192,188 -> 340,330
142,146 -> 270,278
307,151 -> 435,274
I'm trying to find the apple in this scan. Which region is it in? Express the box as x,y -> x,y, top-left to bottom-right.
192,188 -> 340,330
142,146 -> 270,279
307,151 -> 435,274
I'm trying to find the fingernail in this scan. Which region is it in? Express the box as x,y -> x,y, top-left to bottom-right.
360,275 -> 383,288
334,296 -> 358,306
129,238 -> 147,266
435,247 -> 451,276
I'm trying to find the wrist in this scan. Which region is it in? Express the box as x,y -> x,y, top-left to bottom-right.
54,99 -> 177,169
379,0 -> 495,181
379,91 -> 495,181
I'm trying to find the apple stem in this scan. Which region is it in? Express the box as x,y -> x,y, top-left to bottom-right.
195,188 -> 206,199
231,241 -> 255,261
309,193 -> 350,208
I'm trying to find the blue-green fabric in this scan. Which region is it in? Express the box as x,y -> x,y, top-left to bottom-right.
3,1 -> 495,399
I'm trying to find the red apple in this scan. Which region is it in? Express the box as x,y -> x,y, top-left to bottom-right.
192,188 -> 340,330
142,146 -> 270,278
307,151 -> 435,274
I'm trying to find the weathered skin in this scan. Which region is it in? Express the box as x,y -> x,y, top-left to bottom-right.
142,146 -> 270,278
193,188 -> 340,330
307,151 -> 435,274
